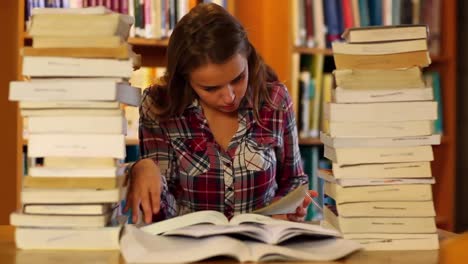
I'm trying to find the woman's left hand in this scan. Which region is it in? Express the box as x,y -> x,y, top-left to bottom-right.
272,190 -> 318,222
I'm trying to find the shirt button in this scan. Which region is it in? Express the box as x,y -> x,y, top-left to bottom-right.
224,162 -> 231,168
227,187 -> 233,191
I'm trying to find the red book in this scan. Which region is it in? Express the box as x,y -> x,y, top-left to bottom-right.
341,0 -> 354,29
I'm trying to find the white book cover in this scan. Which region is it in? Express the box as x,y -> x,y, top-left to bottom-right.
320,132 -> 441,148
28,134 -> 125,158
333,87 -> 433,103
10,79 -> 142,106
15,226 -> 121,250
22,57 -> 134,78
28,115 -> 126,134
21,187 -> 124,204
324,101 -> 437,122
331,162 -> 432,179
318,169 -> 435,187
28,166 -> 123,178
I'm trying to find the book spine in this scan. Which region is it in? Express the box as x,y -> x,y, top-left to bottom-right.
323,0 -> 342,47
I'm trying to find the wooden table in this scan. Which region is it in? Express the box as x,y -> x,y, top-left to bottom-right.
0,225 -> 458,264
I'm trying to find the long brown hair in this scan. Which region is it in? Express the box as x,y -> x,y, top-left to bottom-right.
151,3 -> 278,121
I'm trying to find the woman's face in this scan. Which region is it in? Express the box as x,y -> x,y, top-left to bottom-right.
189,53 -> 249,114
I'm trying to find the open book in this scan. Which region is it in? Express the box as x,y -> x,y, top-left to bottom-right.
140,184 -> 311,237
142,211 -> 340,244
121,225 -> 362,263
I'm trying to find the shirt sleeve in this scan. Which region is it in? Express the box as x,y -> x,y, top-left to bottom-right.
137,88 -> 178,220
275,85 -> 309,197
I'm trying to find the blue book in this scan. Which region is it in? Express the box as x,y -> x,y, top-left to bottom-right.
358,0 -> 370,26
323,0 -> 342,47
368,0 -> 383,25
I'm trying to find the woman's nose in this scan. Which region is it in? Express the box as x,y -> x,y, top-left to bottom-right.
221,85 -> 235,104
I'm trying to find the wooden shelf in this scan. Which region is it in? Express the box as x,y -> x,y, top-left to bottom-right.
128,37 -> 169,47
298,137 -> 322,145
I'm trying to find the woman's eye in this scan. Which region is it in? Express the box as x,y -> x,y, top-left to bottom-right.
232,74 -> 245,84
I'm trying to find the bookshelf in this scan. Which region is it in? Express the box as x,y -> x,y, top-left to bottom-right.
1,1 -> 457,230
235,0 -> 457,230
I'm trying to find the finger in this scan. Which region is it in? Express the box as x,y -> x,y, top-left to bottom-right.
149,185 -> 161,214
295,205 -> 307,217
140,192 -> 154,224
309,190 -> 318,197
271,214 -> 288,221
131,194 -> 140,224
287,214 -> 303,222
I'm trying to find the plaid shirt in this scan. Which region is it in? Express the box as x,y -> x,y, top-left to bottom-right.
138,82 -> 307,220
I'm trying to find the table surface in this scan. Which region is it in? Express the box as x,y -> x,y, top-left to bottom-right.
0,225 -> 458,264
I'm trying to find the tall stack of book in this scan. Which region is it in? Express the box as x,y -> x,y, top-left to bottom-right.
8,7 -> 141,250
319,25 -> 440,251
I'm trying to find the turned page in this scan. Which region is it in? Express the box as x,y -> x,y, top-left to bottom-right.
140,210 -> 229,235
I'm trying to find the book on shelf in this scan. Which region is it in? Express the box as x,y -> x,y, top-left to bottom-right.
330,161 -> 433,179
121,224 -> 362,263
323,206 -> 436,234
332,39 -> 428,55
20,108 -> 125,117
324,101 -> 438,122
23,203 -> 114,215
324,181 -> 433,203
27,134 -> 126,159
332,86 -> 433,103
332,50 -> 431,69
27,115 -> 127,134
320,132 -> 441,148
32,35 -> 123,48
341,24 -> 428,43
21,187 -> 125,204
23,176 -> 125,190
22,44 -> 133,59
10,211 -> 113,228
333,67 -> 425,90
15,225 -> 122,250
28,12 -> 134,39
22,56 -> 139,78
10,78 -> 142,106
324,145 -> 434,165
318,169 -> 435,187
323,120 -> 434,138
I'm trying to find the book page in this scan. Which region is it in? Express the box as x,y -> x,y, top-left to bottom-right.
140,210 -> 228,235
246,238 -> 362,262
253,184 -> 308,215
121,225 -> 249,263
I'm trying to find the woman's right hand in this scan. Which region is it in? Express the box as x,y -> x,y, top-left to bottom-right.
123,158 -> 162,224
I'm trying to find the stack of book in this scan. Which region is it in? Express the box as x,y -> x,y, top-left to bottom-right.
319,25 -> 440,251
8,7 -> 140,250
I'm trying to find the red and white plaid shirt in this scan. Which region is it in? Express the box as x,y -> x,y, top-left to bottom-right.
139,82 -> 307,220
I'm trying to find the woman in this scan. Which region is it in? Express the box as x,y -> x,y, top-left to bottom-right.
124,3 -> 316,224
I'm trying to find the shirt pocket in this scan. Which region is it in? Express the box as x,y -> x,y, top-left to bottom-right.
242,137 -> 277,172
171,137 -> 210,176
